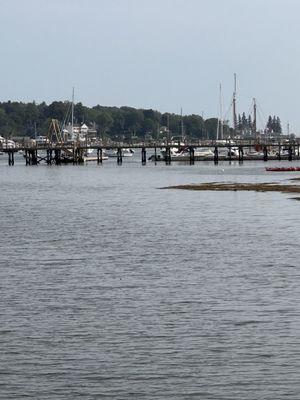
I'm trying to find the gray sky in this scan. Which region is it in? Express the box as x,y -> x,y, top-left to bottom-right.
0,0 -> 299,133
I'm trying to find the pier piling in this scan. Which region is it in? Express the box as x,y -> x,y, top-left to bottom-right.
117,147 -> 122,165
263,146 -> 268,162
54,149 -> 61,165
288,146 -> 293,161
8,151 -> 14,166
189,147 -> 195,165
214,146 -> 219,164
142,147 -> 146,165
165,146 -> 171,165
238,146 -> 244,162
97,148 -> 103,164
46,149 -> 52,165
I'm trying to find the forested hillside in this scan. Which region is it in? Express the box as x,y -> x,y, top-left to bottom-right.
0,101 -> 224,140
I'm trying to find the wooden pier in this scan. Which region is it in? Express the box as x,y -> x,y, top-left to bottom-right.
1,139 -> 300,166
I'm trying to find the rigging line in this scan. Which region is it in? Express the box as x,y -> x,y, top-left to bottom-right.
256,100 -> 267,129
256,108 -> 267,131
62,101 -> 72,130
223,95 -> 234,121
247,98 -> 254,117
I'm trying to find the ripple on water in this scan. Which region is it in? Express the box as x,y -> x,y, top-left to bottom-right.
1,161 -> 300,399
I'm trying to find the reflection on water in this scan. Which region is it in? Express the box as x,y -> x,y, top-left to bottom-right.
1,156 -> 300,399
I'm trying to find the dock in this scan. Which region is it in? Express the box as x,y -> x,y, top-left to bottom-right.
1,139 -> 300,166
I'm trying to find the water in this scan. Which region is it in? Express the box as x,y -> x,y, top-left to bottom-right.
1,154 -> 300,399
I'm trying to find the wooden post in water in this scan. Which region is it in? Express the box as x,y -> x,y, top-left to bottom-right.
288,145 -> 293,161
141,147 -> 146,165
189,146 -> 194,165
78,148 -> 84,164
228,145 -> 232,162
55,149 -> 61,165
263,146 -> 268,162
165,146 -> 171,165
214,146 -> 219,164
31,150 -> 38,165
97,148 -> 102,164
73,148 -> 77,164
238,146 -> 244,162
117,147 -> 122,165
278,144 -> 281,161
46,149 -> 52,165
25,150 -> 29,165
8,151 -> 14,166
154,147 -> 157,164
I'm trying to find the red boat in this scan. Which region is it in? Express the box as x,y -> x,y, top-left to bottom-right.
266,167 -> 300,172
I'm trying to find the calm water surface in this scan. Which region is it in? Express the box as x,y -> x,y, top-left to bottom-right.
1,154 -> 300,399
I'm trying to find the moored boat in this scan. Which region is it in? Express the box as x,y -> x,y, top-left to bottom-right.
106,148 -> 134,157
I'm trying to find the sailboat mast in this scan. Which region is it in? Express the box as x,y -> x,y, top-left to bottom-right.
219,83 -> 223,140
180,107 -> 184,142
167,113 -> 170,145
233,73 -> 237,131
253,97 -> 257,137
71,87 -> 75,141
217,83 -> 223,140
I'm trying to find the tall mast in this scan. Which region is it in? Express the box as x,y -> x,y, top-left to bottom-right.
233,73 -> 237,131
180,107 -> 184,142
167,113 -> 170,145
71,87 -> 75,141
253,97 -> 257,137
218,83 -> 223,140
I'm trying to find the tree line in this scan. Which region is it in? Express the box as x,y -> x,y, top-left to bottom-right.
266,115 -> 282,134
0,101 -> 225,140
0,100 -> 283,140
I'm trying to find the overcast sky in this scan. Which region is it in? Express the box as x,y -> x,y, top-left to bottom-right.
0,0 -> 299,132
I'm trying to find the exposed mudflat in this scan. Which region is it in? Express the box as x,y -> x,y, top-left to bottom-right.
162,182 -> 300,194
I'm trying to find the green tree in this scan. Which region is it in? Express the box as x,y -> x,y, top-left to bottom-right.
95,111 -> 113,138
183,114 -> 204,139
46,101 -> 69,121
204,118 -> 218,139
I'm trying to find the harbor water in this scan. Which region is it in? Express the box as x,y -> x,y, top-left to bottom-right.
1,153 -> 300,399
